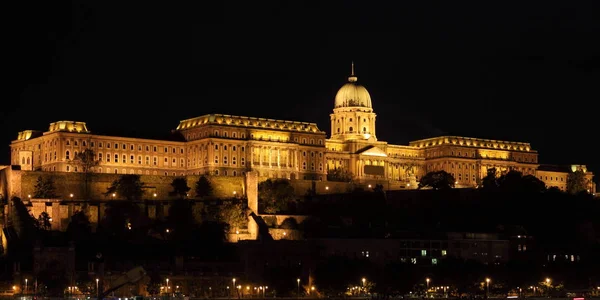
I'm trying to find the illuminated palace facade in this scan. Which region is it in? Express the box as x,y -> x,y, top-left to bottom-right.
9,68 -> 596,193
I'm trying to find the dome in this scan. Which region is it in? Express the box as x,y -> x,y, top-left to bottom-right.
334,63 -> 372,108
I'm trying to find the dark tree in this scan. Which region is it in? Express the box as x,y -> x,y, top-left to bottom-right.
480,167 -> 498,190
279,217 -> 298,230
327,167 -> 353,182
66,210 -> 92,241
258,179 -> 295,213
104,174 -> 145,200
98,201 -> 142,239
33,176 -> 58,199
37,212 -> 52,230
169,177 -> 191,199
418,171 -> 455,190
167,199 -> 196,241
195,175 -> 213,198
69,148 -> 100,199
10,196 -> 39,242
497,170 -> 546,193
567,169 -> 587,194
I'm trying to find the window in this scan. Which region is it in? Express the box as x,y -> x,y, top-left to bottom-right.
153,157 -> 157,165
349,126 -> 353,132
106,153 -> 111,162
107,143 -> 111,149
215,155 -> 219,164
122,144 -> 126,150
223,156 -> 228,164
164,147 -> 168,153
421,250 -> 427,256
114,154 -> 119,163
138,155 -> 142,164
114,143 -> 118,149
441,250 -> 447,256
66,150 -> 70,160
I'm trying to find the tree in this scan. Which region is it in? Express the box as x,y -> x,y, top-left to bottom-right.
167,199 -> 197,241
10,196 -> 39,242
66,210 -> 92,241
480,167 -> 498,190
104,174 -> 145,200
217,201 -> 248,231
327,168 -> 353,182
169,177 -> 191,199
418,171 -> 455,190
567,169 -> 587,194
258,179 -> 296,213
70,148 -> 99,199
497,170 -> 546,193
195,175 -> 213,198
37,212 -> 52,230
33,176 -> 58,199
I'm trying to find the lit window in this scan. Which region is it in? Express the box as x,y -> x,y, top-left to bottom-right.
421,250 -> 427,257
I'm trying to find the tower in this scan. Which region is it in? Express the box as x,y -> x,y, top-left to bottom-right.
329,62 -> 377,142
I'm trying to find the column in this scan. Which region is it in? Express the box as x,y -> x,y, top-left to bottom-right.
259,146 -> 262,167
269,147 -> 273,168
277,148 -> 280,168
250,146 -> 254,166
286,149 -> 289,168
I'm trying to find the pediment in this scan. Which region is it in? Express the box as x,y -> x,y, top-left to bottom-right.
357,146 -> 387,157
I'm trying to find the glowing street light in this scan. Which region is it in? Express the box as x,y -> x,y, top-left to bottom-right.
297,278 -> 300,297
69,193 -> 74,198
111,193 -> 116,198
486,278 -> 491,297
426,278 -> 430,290
153,193 -> 157,197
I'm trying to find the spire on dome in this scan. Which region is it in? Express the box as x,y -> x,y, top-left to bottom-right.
348,61 -> 358,82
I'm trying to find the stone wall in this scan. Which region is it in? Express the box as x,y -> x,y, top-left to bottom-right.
17,171 -> 244,200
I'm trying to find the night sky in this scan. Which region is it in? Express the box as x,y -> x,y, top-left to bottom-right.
6,2 -> 600,182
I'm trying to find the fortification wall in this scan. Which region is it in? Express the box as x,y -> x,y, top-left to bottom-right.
17,171 -> 244,200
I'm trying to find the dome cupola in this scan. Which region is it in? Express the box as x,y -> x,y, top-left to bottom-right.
334,62 -> 372,109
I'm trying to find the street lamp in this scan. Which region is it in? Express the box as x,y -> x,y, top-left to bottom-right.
96,278 -> 99,299
25,279 -> 28,295
362,278 -> 366,296
166,278 -> 169,297
546,278 -> 551,297
233,278 -> 236,297
297,278 -> 301,298
426,278 -> 430,291
485,278 -> 490,298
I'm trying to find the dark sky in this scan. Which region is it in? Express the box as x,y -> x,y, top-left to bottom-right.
6,1 -> 600,182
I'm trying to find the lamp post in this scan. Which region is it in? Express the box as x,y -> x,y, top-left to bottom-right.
426,278 -> 430,292
362,278 -> 366,296
485,278 -> 490,298
297,278 -> 300,298
546,278 -> 551,297
96,278 -> 99,300
25,279 -> 28,295
233,278 -> 236,298
166,278 -> 169,298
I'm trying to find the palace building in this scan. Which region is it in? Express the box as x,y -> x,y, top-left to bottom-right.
9,66 -> 596,194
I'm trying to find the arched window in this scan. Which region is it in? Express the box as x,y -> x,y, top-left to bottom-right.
66,150 -> 70,160
349,126 -> 353,132
363,127 -> 367,132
